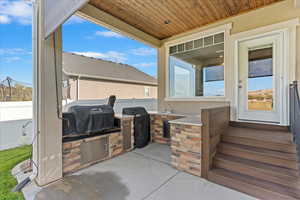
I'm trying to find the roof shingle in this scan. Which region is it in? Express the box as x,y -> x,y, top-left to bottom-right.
63,52 -> 157,86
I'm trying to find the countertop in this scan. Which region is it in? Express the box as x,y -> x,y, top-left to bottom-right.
148,111 -> 202,126
169,115 -> 202,126
148,111 -> 186,117
115,113 -> 134,119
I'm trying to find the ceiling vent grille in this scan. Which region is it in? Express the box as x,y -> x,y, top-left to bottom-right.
204,35 -> 214,47
169,32 -> 224,55
194,38 -> 203,49
185,41 -> 194,50
177,43 -> 185,52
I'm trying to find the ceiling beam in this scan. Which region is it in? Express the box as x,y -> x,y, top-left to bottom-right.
295,0 -> 300,8
76,3 -> 162,48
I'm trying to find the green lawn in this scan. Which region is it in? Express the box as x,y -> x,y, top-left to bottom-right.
0,145 -> 32,200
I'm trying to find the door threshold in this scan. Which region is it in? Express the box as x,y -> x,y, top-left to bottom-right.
235,119 -> 281,125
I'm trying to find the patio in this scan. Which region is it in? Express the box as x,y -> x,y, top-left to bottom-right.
27,0 -> 300,199
21,143 -> 256,200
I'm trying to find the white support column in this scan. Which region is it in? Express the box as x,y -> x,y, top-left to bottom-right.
157,46 -> 167,111
33,0 -> 63,186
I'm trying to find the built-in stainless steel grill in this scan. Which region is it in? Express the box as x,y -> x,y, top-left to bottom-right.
62,96 -> 119,139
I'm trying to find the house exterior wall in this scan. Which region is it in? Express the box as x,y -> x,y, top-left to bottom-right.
69,78 -> 78,100
69,78 -> 157,100
158,0 -> 300,116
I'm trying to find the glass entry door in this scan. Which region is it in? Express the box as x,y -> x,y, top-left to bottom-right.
238,33 -> 283,123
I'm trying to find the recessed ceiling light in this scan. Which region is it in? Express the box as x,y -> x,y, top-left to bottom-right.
164,20 -> 171,24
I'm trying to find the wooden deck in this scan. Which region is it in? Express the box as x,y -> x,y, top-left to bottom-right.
208,122 -> 300,200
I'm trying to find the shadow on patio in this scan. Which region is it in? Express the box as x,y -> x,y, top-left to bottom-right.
23,144 -> 256,200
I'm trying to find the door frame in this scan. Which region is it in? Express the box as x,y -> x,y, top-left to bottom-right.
237,33 -> 283,123
230,18 -> 299,125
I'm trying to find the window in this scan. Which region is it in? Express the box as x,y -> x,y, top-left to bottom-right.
169,57 -> 195,97
144,87 -> 150,97
247,46 -> 273,111
168,32 -> 225,98
203,65 -> 224,96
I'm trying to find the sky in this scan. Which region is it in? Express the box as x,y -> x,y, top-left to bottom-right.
0,0 -> 157,86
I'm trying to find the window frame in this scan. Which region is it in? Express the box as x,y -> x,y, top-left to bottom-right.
144,86 -> 150,97
164,23 -> 232,102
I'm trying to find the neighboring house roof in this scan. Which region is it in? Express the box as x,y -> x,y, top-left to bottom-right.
63,52 -> 157,86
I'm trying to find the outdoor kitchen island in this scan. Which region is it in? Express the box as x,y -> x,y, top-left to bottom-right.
149,106 -> 230,178
62,106 -> 229,176
169,116 -> 202,177
62,114 -> 134,174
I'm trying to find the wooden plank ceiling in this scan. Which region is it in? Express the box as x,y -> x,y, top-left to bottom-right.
89,0 -> 282,40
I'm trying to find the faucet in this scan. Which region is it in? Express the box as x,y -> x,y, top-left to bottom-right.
164,103 -> 173,113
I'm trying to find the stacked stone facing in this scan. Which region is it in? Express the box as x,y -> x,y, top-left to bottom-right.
62,117 -> 134,174
63,140 -> 82,173
150,113 -> 184,144
170,123 -> 202,177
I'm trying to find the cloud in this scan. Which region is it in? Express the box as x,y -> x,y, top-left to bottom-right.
133,62 -> 156,68
0,0 -> 32,25
72,51 -> 127,63
0,48 -> 30,55
3,56 -> 21,63
0,15 -> 10,24
130,47 -> 156,56
95,31 -> 124,38
0,48 -> 30,63
0,1 -> 85,25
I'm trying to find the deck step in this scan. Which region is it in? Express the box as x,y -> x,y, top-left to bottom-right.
222,135 -> 296,153
214,153 -> 300,189
223,126 -> 293,144
222,127 -> 296,153
208,168 -> 300,200
218,142 -> 298,170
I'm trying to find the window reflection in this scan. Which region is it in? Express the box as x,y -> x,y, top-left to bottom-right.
247,47 -> 273,111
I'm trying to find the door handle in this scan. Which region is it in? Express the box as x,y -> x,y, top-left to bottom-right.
238,80 -> 242,89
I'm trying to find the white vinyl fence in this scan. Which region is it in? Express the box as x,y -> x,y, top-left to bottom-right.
0,119 -> 33,150
0,99 -> 157,150
0,101 -> 33,121
0,101 -> 33,150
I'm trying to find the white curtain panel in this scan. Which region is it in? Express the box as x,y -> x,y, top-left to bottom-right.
44,0 -> 88,38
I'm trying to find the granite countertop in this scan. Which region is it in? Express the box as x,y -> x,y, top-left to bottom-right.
148,111 -> 186,117
148,111 -> 202,126
115,113 -> 134,119
169,115 -> 202,126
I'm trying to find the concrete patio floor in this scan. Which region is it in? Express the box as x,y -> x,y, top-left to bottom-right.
21,143 -> 257,200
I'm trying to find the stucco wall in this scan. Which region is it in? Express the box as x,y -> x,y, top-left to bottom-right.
69,78 -> 78,99
158,0 -> 300,115
70,79 -> 157,100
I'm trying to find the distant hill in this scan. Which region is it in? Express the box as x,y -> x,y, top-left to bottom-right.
248,89 -> 272,100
